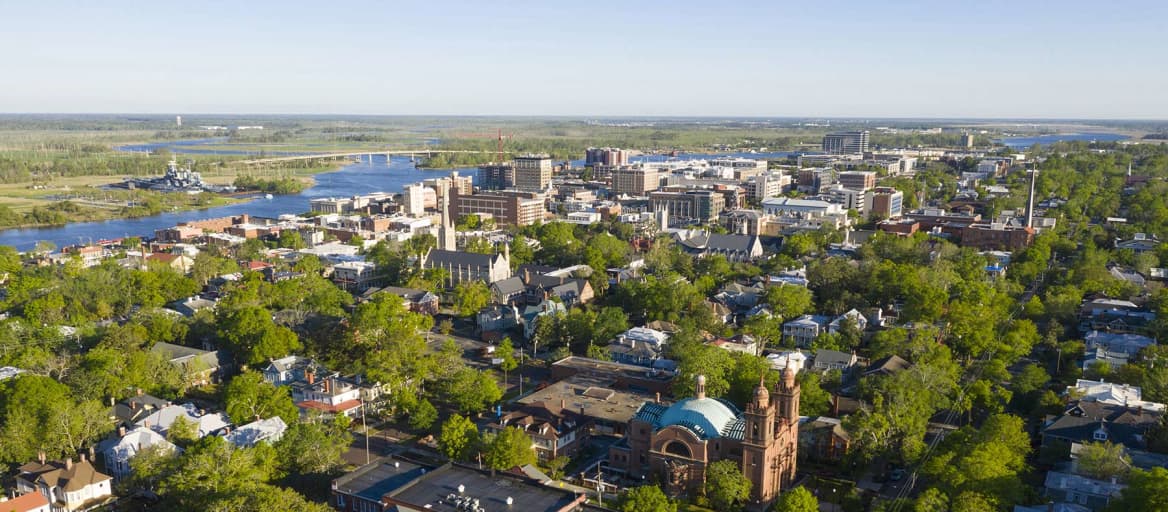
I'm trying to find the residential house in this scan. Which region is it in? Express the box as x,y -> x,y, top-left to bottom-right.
262,355 -> 328,386
829,309 -> 868,333
1081,310 -> 1155,335
521,300 -> 567,340
477,304 -> 521,337
1114,233 -> 1159,252
149,342 -> 229,386
812,350 -> 859,371
0,492 -> 50,512
112,393 -> 170,427
364,286 -> 440,315
331,261 -> 382,292
224,416 -> 288,448
783,315 -> 830,347
1083,331 -> 1156,356
1081,348 -> 1130,372
290,371 -> 367,418
1067,379 -> 1166,413
767,350 -> 808,373
863,355 -> 911,378
1043,471 -> 1125,511
484,402 -> 590,462
607,327 -> 671,368
14,456 -> 114,512
1041,401 -> 1162,454
166,296 -> 217,317
98,426 -> 177,480
1080,298 -> 1140,318
709,335 -> 758,355
490,276 -> 527,305
523,273 -> 594,308
135,403 -> 231,438
714,282 -> 767,311
799,416 -> 851,462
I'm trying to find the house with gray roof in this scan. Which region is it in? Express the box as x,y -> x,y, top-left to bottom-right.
1041,401 -> 1162,455
150,342 -> 229,386
1043,471 -> 1125,511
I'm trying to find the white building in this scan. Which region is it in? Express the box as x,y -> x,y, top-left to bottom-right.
98,426 -> 178,479
331,261 -> 381,292
402,184 -> 427,216
1068,379 -> 1165,412
767,350 -> 809,373
135,403 -> 231,438
761,197 -> 842,218
224,416 -> 289,448
14,457 -> 114,512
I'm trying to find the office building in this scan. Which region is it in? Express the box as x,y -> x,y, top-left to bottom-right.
402,184 -> 427,216
649,190 -> 726,223
710,157 -> 768,179
744,172 -> 791,200
822,131 -> 870,154
797,168 -> 834,194
477,163 -> 513,190
611,166 -> 661,196
866,187 -> 904,219
961,133 -> 975,148
761,197 -> 842,218
514,154 -> 553,192
837,171 -> 876,192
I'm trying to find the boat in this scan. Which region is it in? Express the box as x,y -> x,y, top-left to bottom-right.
264,194 -> 273,199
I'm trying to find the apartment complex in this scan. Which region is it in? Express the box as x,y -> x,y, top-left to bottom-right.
837,170 -> 876,191
611,166 -> 661,196
514,154 -> 553,192
585,147 -> 629,166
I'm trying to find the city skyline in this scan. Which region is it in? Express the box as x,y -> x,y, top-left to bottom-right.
3,0 -> 1167,118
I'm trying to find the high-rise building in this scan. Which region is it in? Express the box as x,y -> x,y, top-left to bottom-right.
477,164 -> 513,190
513,154 -> 553,192
611,166 -> 661,196
451,188 -> 545,226
822,131 -> 870,154
402,184 -> 427,216
585,147 -> 629,166
866,187 -> 904,219
961,133 -> 975,148
649,190 -> 726,223
837,171 -> 876,192
744,172 -> 790,200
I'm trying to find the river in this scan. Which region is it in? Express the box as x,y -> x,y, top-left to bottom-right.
996,132 -> 1128,149
0,141 -> 791,251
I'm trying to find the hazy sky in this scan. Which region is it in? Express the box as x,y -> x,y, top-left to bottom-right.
3,0 -> 1166,118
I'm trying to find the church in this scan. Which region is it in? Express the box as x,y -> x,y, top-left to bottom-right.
608,369 -> 800,504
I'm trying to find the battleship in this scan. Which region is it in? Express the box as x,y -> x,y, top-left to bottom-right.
108,160 -> 236,194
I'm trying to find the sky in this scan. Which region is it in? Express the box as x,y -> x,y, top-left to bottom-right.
2,0 -> 1166,118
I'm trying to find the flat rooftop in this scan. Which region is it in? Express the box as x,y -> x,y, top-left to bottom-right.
335,457 -> 589,512
519,371 -> 661,426
552,356 -> 675,383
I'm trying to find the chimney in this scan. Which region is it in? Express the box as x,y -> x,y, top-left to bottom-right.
118,426 -> 126,437
560,399 -> 566,410
38,451 -> 45,465
88,446 -> 96,461
136,388 -> 143,396
655,392 -> 661,404
323,378 -> 331,393
80,453 -> 87,463
306,371 -> 315,385
65,458 -> 73,470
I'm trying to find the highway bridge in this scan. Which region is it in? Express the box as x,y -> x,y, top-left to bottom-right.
241,149 -> 505,165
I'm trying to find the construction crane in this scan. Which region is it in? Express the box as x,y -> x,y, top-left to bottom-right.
454,128 -> 513,163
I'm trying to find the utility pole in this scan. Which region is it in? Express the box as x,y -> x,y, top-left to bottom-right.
362,401 -> 370,465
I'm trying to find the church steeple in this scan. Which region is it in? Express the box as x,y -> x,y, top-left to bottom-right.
438,182 -> 456,251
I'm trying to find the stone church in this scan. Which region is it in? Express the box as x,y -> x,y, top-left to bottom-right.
608,369 -> 800,504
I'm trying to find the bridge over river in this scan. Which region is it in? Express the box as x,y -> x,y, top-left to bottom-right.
241,149 -> 507,165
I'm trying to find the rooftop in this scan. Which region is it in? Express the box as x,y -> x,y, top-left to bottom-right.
519,371 -> 659,426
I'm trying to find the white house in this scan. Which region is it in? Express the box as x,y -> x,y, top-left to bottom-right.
1068,379 -> 1166,412
135,403 -> 231,438
15,456 -> 114,511
224,416 -> 288,448
829,309 -> 868,333
767,351 -> 808,374
783,315 -> 831,348
98,427 -> 178,479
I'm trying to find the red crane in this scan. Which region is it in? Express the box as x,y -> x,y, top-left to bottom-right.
453,128 -> 514,163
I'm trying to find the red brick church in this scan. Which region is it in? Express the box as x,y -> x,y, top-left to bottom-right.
609,369 -> 800,504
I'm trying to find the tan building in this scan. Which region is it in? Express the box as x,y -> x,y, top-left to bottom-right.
611,166 -> 661,196
451,189 -> 545,226
609,372 -> 800,504
514,154 -> 553,192
837,171 -> 876,191
649,190 -> 726,223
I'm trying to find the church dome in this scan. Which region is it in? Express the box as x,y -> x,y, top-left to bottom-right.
657,397 -> 740,439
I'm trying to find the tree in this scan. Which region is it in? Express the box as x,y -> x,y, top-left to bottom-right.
223,371 -> 300,425
439,367 -> 503,414
913,488 -> 949,512
217,307 -> 302,366
1076,441 -> 1131,481
274,415 -> 351,475
765,284 -> 813,321
705,459 -> 751,510
277,230 -> 306,249
349,293 -> 433,395
408,398 -> 438,431
772,486 -> 818,512
921,414 -> 1030,507
498,337 -> 518,385
1107,467 -> 1168,511
616,484 -> 676,512
453,281 -> 491,317
484,426 -> 536,470
167,415 -> 199,447
438,415 -> 480,461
